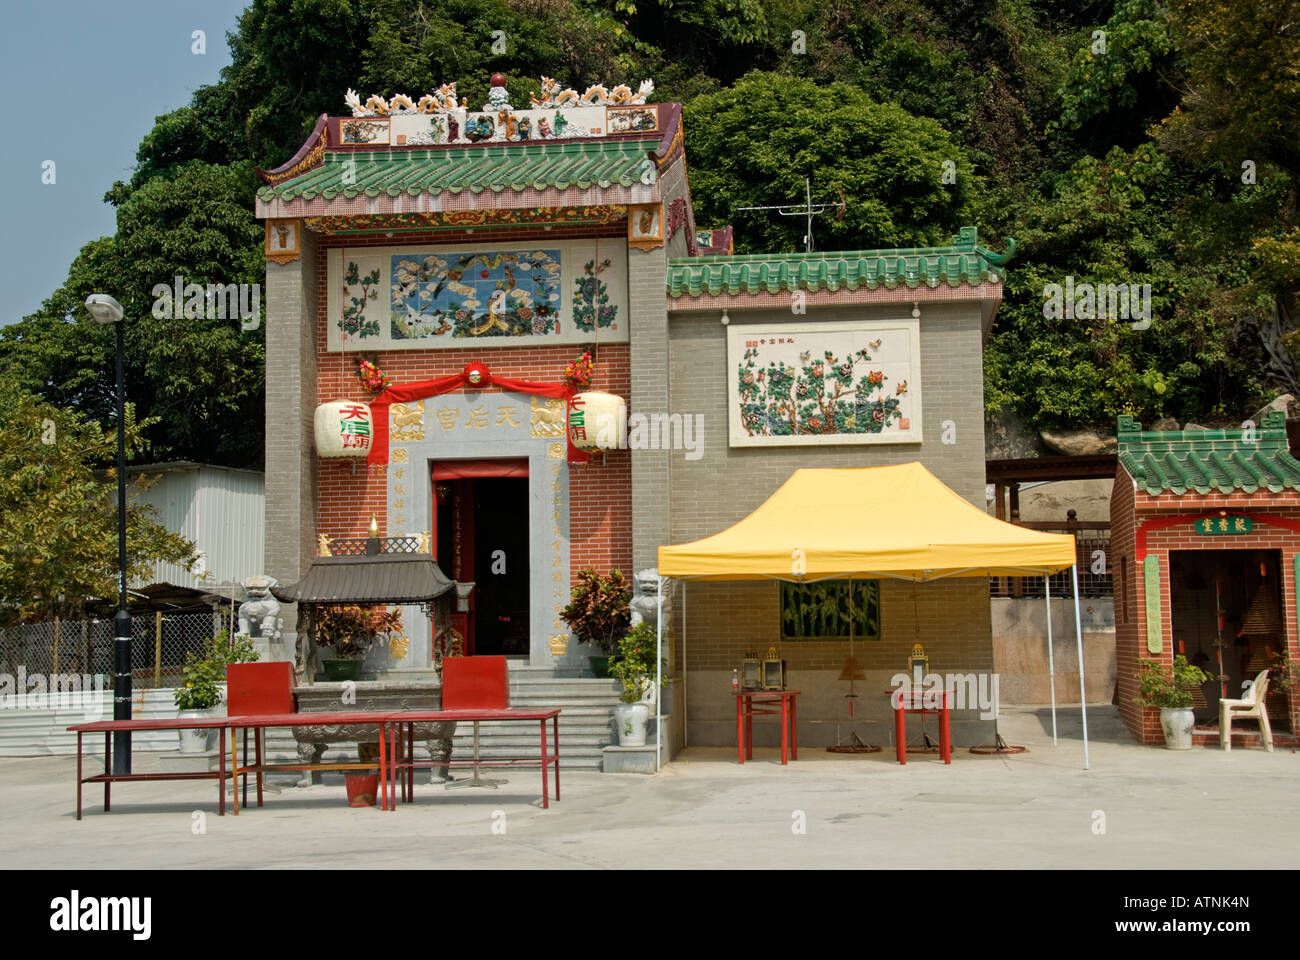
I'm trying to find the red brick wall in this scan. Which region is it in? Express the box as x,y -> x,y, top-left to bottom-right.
1113,475 -> 1300,743
312,227 -> 633,581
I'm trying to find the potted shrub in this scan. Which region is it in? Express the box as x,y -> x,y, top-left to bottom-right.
313,605 -> 403,681
1133,655 -> 1209,749
608,623 -> 665,746
1265,654 -> 1300,725
560,568 -> 631,677
173,631 -> 259,753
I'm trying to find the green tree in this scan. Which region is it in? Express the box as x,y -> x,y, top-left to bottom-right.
685,71 -> 977,252
0,388 -> 197,626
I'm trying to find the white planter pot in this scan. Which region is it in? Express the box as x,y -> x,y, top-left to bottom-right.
177,709 -> 215,754
614,703 -> 651,746
1160,706 -> 1195,750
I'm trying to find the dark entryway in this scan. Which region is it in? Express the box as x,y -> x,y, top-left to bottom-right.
433,460 -> 530,657
1169,549 -> 1289,730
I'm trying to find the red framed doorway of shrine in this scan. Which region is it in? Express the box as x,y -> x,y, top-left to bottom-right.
432,458 -> 530,657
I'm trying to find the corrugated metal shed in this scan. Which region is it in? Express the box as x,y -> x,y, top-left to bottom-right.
129,462 -> 265,590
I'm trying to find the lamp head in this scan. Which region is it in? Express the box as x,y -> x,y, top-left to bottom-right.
84,294 -> 124,324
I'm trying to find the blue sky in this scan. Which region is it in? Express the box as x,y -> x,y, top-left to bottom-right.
0,0 -> 250,324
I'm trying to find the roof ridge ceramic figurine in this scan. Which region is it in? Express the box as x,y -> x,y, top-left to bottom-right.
483,73 -> 512,112
346,82 -> 466,117
528,76 -> 654,109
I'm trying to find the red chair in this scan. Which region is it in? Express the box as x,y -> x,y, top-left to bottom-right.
441,656 -> 509,787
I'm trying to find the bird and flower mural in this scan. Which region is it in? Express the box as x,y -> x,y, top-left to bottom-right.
727,320 -> 922,446
325,241 -> 628,350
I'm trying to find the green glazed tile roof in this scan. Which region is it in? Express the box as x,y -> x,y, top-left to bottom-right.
256,139 -> 656,202
1117,412 -> 1300,495
666,227 -> 1015,297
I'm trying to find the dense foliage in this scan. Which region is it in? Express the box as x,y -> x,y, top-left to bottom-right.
2,0 -> 1295,459
0,387 -> 197,625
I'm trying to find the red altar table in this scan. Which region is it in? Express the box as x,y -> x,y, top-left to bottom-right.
891,688 -> 951,764
67,717 -> 232,820
386,709 -> 562,809
735,690 -> 800,764
226,711 -> 400,813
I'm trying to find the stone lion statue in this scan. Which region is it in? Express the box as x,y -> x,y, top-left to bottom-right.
629,568 -> 670,631
238,575 -> 282,640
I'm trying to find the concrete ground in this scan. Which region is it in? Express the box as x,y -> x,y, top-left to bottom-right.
2,705 -> 1295,869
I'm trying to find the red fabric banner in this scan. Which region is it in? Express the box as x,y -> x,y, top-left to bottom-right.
366,361 -> 588,466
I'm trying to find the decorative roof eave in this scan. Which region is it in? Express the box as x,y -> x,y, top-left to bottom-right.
256,182 -> 659,220
666,282 -> 1004,312
649,103 -> 684,171
664,228 -> 1015,298
303,205 -> 628,235
256,114 -> 328,185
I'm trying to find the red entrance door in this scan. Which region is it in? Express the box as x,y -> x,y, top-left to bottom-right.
432,459 -> 529,657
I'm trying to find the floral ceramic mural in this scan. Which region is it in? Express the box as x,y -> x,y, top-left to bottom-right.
390,249 -> 562,340
572,258 -> 617,332
727,320 -> 922,446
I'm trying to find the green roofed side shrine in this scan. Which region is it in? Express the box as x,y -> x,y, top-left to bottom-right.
1117,412 -> 1300,496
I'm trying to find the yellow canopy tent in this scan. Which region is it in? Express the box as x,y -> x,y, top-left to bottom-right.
654,463 -> 1091,768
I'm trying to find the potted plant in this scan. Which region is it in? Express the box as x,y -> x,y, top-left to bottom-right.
1133,655 -> 1209,749
1265,654 -> 1300,721
608,623 -> 665,746
173,630 -> 259,753
313,605 -> 403,681
560,568 -> 631,677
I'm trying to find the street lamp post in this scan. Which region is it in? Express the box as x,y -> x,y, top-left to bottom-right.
85,294 -> 131,775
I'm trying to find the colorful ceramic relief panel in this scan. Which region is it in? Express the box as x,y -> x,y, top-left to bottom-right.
390,249 -> 562,340
325,241 -> 629,350
727,320 -> 922,446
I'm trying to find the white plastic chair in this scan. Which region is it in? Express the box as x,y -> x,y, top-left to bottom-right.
1219,669 -> 1273,752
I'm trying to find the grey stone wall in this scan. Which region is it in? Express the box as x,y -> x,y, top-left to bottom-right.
263,227 -> 319,653
629,245 -> 670,571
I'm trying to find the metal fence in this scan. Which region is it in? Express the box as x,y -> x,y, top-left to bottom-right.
0,610 -> 232,690
990,528 -> 1112,599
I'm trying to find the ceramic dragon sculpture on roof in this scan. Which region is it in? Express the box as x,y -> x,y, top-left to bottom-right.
344,77 -> 653,117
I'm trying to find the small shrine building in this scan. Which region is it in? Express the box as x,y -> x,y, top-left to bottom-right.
255,74 -> 1015,750
1111,413 -> 1300,747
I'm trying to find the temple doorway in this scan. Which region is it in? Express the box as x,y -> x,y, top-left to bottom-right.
1168,549 -> 1288,730
433,459 -> 530,657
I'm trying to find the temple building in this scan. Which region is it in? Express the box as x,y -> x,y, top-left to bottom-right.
1111,414 -> 1300,747
255,74 -> 1017,754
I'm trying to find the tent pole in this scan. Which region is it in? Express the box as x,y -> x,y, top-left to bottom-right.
656,575 -> 664,772
681,581 -> 688,748
1045,574 -> 1057,746
1070,563 -> 1090,770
